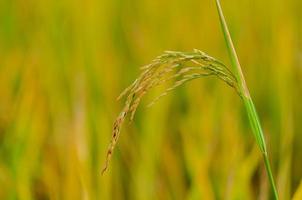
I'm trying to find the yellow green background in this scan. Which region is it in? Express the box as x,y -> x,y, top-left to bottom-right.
0,0 -> 301,199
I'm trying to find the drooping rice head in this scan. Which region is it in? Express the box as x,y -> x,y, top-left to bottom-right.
102,49 -> 239,174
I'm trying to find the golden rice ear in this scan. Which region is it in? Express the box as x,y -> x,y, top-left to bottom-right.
102,49 -> 239,174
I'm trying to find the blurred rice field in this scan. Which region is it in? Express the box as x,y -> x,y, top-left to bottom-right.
0,0 -> 302,199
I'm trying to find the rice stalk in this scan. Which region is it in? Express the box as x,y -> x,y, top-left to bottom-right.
103,3 -> 279,199
214,0 -> 278,199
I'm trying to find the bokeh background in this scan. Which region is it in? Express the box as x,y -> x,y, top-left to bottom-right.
0,0 -> 301,199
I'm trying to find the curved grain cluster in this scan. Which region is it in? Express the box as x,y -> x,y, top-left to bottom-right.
102,49 -> 239,174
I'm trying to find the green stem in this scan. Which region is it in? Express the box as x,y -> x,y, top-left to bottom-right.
264,152 -> 279,199
214,0 -> 278,199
